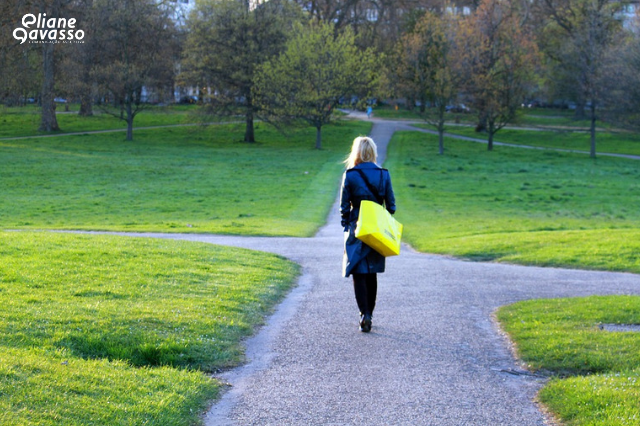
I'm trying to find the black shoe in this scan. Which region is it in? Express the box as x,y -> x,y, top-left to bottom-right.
359,313 -> 372,333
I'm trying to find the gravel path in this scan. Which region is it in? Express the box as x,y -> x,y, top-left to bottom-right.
78,118 -> 640,425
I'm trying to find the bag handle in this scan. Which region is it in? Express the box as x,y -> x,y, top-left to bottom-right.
353,168 -> 384,205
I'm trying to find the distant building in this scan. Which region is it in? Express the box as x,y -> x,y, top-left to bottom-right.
618,0 -> 639,29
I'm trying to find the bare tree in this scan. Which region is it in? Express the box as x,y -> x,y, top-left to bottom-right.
294,0 -> 469,51
388,10 -> 462,154
90,0 -> 178,141
535,0 -> 624,158
62,1 -> 96,116
456,0 -> 539,151
602,23 -> 640,131
180,0 -> 303,143
36,0 -> 79,131
0,0 -> 41,107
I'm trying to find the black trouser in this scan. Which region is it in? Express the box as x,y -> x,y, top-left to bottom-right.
352,273 -> 378,316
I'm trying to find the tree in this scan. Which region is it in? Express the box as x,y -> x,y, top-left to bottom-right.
55,0 -> 99,116
1,0 -> 84,125
90,0 -> 178,141
602,25 -> 640,131
180,0 -> 303,143
34,0 -> 79,131
389,10 -> 461,155
456,0 -> 539,151
294,0 -> 473,52
535,0 -> 623,158
0,0 -> 41,107
39,2 -> 62,131
253,20 -> 378,149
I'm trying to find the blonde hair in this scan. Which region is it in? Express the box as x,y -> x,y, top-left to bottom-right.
344,136 -> 378,169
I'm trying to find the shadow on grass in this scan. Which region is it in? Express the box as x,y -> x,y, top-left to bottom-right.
55,331 -> 200,368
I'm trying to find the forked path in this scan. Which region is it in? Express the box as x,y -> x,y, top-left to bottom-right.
94,120 -> 640,425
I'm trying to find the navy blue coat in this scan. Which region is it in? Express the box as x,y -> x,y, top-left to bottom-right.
340,162 -> 396,277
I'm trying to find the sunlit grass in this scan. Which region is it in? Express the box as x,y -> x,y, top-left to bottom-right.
0,120 -> 371,236
439,125 -> 640,156
0,104 -> 209,138
0,231 -> 299,425
386,131 -> 640,273
498,296 -> 640,426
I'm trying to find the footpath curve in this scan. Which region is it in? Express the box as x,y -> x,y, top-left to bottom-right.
84,118 -> 640,425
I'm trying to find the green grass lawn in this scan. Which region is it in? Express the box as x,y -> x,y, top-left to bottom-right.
373,104 -> 597,128
370,104 -> 425,120
0,120 -> 371,236
386,131 -> 640,273
438,126 -> 640,156
0,104 -> 209,138
0,231 -> 299,425
372,104 -> 478,124
497,296 -> 640,426
518,112 -> 592,128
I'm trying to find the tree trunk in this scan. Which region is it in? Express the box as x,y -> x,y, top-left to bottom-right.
407,96 -> 415,110
126,101 -> 133,141
590,103 -> 596,159
575,101 -> 586,120
487,121 -> 494,151
315,125 -> 322,150
78,89 -> 93,116
79,97 -> 93,116
476,115 -> 487,133
438,120 -> 445,155
244,107 -> 255,143
39,43 -> 60,132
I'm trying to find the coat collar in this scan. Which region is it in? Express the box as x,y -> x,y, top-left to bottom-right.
354,162 -> 380,169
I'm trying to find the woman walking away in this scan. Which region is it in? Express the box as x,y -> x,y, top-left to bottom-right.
340,136 -> 396,332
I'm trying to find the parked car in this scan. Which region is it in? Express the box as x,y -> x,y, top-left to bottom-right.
179,96 -> 198,104
522,99 -> 546,108
445,104 -> 470,113
54,97 -> 67,103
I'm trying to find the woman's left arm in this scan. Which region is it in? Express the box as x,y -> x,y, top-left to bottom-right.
340,172 -> 352,227
385,171 -> 396,214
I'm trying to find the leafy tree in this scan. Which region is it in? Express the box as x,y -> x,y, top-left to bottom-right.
90,0 -> 178,141
389,10 -> 461,155
180,0 -> 303,143
535,0 -> 623,158
253,20 -> 378,149
456,0 -> 539,151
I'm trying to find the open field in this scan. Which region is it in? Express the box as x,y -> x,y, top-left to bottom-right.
4,107 -> 640,425
0,104 -> 210,138
498,296 -> 640,426
438,125 -> 640,156
386,130 -> 640,273
0,231 -> 299,425
373,104 -> 600,129
0,120 -> 371,236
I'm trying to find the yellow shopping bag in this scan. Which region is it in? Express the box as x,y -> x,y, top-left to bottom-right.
355,200 -> 403,257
